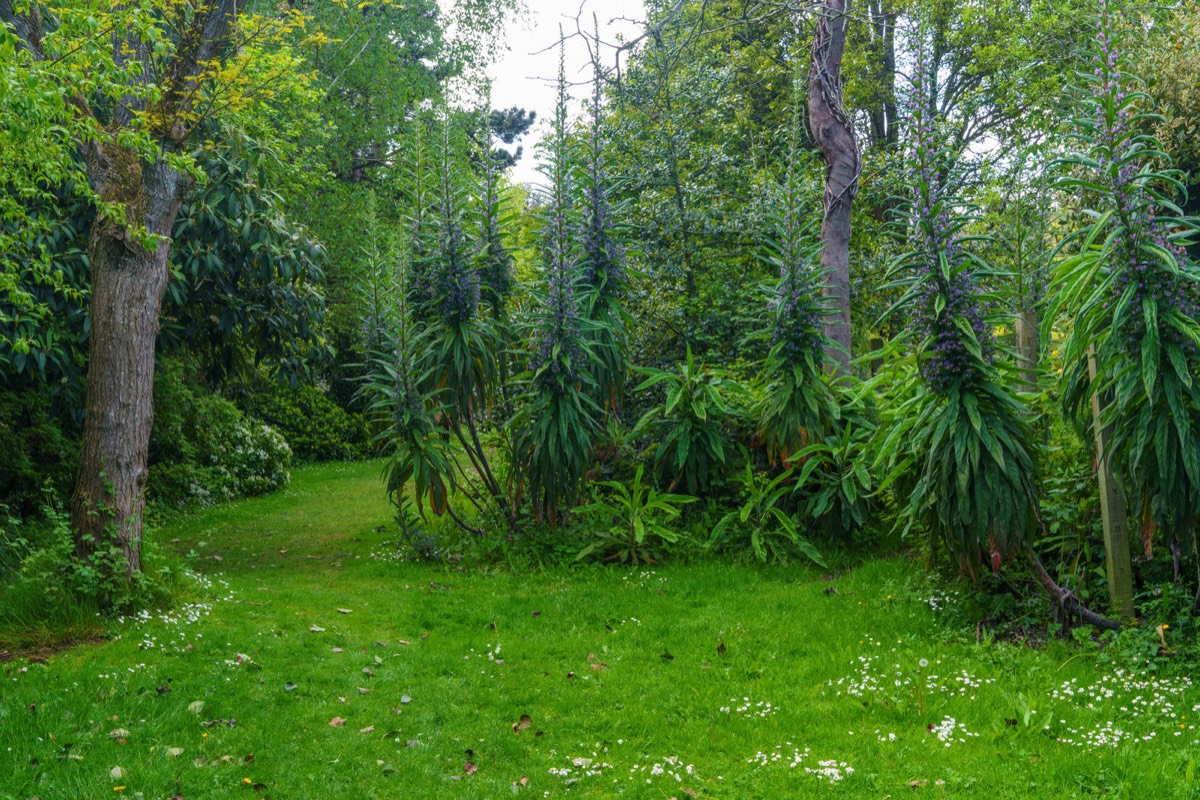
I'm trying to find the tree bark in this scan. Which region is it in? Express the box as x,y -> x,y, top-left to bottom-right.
0,0 -> 242,593
70,153 -> 187,581
809,0 -> 860,376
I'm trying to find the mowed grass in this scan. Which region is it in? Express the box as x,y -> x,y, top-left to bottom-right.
3,462 -> 1199,799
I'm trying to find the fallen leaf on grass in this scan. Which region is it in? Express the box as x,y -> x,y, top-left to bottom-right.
909,779 -> 928,787
463,761 -> 478,775
109,766 -> 124,780
359,726 -> 375,734
681,789 -> 698,798
329,717 -> 346,727
512,714 -> 532,733
513,775 -> 529,787
337,608 -> 353,614
109,728 -> 130,739
358,687 -> 370,695
400,694 -> 412,704
187,701 -> 205,716
362,668 -> 375,678
590,662 -> 608,672
309,625 -> 326,633
331,647 -> 343,654
165,747 -> 184,758
285,682 -> 298,692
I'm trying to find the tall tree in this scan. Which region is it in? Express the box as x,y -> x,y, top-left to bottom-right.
0,0 -> 256,590
808,0 -> 859,374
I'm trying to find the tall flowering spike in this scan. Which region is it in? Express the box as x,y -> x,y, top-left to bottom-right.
404,111 -> 440,321
755,59 -> 835,468
875,23 -> 1040,573
510,36 -> 595,528
1050,0 -> 1200,548
580,43 -> 625,300
903,37 -> 993,393
1082,1 -> 1200,348
433,104 -> 480,326
771,65 -> 826,372
530,38 -> 585,385
477,101 -> 514,321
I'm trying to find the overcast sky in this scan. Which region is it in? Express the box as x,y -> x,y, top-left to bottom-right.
482,0 -> 647,187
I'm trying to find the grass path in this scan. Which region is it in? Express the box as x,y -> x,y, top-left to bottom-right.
2,461 -> 1198,798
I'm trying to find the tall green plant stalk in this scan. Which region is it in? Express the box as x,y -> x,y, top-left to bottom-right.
579,32 -> 629,415
422,101 -> 506,521
756,67 -> 839,467
509,43 -> 597,527
1048,0 -> 1200,611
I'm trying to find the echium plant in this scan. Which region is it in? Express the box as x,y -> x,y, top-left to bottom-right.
1050,0 -> 1200,601
401,110 -> 440,321
876,37 -> 1039,572
509,45 -> 596,527
578,49 -> 628,413
476,102 -> 515,322
359,248 -> 455,527
420,101 -> 506,518
756,75 -> 838,467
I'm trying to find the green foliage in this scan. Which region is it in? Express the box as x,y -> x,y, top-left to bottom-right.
792,414 -> 876,542
0,388 -> 77,515
167,133 -> 329,386
242,379 -> 372,463
361,346 -> 456,521
149,362 -> 291,508
1049,9 -> 1200,559
634,347 -> 744,495
508,55 -> 597,527
711,460 -> 825,566
875,364 -> 1039,569
575,465 -> 695,565
0,502 -> 180,630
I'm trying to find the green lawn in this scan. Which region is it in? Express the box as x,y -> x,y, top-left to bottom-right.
2,461 -> 1198,799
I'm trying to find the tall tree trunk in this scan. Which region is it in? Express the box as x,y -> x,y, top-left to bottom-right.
865,0 -> 898,150
809,0 -> 860,376
70,151 -> 187,587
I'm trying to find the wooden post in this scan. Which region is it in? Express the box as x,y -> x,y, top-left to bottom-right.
1088,346 -> 1134,619
1015,309 -> 1039,394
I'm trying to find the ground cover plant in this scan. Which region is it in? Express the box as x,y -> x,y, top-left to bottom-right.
4,462 -> 1200,799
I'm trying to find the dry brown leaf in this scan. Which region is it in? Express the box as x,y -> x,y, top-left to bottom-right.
512,713 -> 533,733
329,717 -> 346,727
463,761 -> 478,776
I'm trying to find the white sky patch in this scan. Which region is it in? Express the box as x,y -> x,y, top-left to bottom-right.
464,0 -> 647,188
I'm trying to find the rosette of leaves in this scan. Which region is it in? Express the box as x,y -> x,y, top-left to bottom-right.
509,49 -> 597,527
576,465 -> 694,564
875,40 -> 1039,572
711,458 -> 825,566
1048,1 -> 1200,600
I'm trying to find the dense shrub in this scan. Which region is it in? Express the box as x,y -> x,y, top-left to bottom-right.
0,389 -> 78,515
242,379 -> 372,462
149,362 -> 291,507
